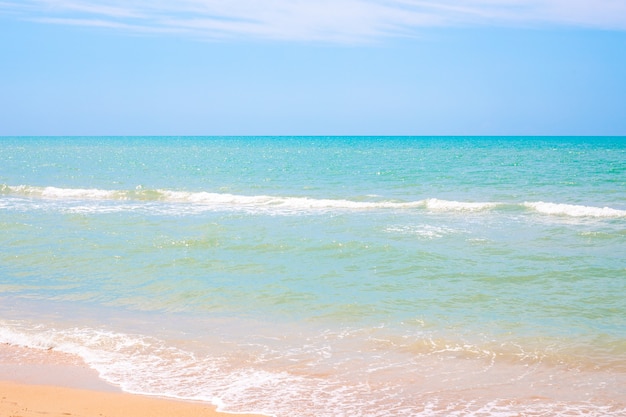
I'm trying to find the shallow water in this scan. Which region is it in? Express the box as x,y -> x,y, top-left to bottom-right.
1,136 -> 625,416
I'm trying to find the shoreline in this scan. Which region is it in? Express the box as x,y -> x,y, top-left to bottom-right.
0,381 -> 266,417
0,343 -> 266,417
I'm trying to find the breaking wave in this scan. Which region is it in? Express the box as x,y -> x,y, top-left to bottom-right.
2,184 -> 624,217
523,201 -> 626,218
2,321 -> 625,417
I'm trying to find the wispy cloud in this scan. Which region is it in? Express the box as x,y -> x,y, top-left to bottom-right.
3,0 -> 626,43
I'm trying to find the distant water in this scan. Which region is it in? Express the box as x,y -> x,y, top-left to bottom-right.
1,136 -> 625,416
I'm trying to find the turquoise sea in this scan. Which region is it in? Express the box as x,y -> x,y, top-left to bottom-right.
1,136 -> 625,416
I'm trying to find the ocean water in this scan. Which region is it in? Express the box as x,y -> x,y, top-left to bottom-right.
0,136 -> 625,416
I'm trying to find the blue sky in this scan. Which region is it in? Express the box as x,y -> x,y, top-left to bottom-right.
1,0 -> 625,136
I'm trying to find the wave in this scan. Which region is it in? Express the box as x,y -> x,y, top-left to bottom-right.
0,184 -> 497,212
2,184 -> 624,217
2,321 -> 625,417
523,201 -> 626,218
423,198 -> 498,211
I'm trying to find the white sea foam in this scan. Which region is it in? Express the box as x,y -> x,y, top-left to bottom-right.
3,184 -> 626,219
524,201 -> 626,218
2,321 -> 625,417
2,185 -> 122,200
385,224 -> 463,239
1,184 -> 494,213
40,186 -> 121,200
0,322 -> 313,416
423,198 -> 499,211
158,190 -> 433,212
1,184 -> 423,213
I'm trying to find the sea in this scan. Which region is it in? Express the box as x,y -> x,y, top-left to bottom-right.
0,136 -> 625,416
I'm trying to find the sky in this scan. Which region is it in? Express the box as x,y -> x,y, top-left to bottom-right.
1,0 -> 625,136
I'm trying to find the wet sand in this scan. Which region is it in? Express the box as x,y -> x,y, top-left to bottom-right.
0,343 -> 265,417
0,381 -> 265,417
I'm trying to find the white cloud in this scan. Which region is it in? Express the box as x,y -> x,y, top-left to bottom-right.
3,0 -> 626,43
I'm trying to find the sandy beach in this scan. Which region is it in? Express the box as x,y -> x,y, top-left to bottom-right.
0,344 -> 264,417
0,381 -> 266,417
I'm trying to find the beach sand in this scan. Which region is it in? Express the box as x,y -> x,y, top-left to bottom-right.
0,382 -> 264,417
0,344 -> 264,417
0,381 -> 266,417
